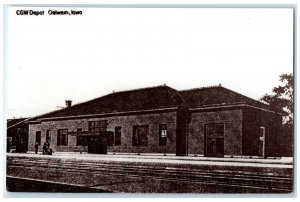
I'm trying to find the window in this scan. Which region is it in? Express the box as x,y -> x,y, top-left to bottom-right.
259,126 -> 266,157
259,127 -> 265,140
57,129 -> 68,146
46,130 -> 51,143
89,120 -> 107,131
35,131 -> 41,145
132,125 -> 148,146
159,124 -> 167,146
76,128 -> 87,146
115,127 -> 122,146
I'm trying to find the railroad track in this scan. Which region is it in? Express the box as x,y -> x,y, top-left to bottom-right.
7,156 -> 293,193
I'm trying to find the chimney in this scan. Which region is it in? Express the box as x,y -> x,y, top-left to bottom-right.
65,100 -> 72,107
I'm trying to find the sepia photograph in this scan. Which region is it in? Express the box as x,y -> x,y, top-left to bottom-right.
3,2 -> 295,197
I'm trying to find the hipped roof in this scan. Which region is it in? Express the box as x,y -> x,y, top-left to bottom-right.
30,85 -> 285,121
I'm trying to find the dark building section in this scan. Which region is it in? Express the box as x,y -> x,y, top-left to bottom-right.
7,118 -> 30,153
179,86 -> 289,158
26,85 -> 288,157
278,127 -> 293,157
242,108 -> 286,158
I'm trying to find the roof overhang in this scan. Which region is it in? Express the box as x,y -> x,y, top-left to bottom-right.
190,103 -> 287,115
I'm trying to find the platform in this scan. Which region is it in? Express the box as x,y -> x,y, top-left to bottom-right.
7,152 -> 293,168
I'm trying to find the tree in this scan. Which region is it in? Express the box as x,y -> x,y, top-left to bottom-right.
260,73 -> 293,157
260,73 -> 293,127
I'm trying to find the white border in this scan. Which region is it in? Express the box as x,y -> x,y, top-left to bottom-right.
1,0 -> 298,200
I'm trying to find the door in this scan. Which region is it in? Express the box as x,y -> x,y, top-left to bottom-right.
206,137 -> 224,157
87,135 -> 107,154
206,138 -> 215,156
205,124 -> 224,157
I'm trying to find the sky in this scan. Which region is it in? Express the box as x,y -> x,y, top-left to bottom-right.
6,7 -> 293,118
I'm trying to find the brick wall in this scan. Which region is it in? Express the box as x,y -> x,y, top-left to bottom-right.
242,108 -> 284,157
188,109 -> 243,156
28,111 -> 177,154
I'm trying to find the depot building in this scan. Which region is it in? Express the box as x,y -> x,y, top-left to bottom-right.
27,85 -> 286,157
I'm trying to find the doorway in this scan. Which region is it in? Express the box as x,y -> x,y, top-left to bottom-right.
87,135 -> 107,154
205,123 -> 225,157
